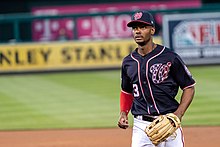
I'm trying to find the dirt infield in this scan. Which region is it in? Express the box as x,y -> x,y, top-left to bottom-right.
0,126 -> 219,147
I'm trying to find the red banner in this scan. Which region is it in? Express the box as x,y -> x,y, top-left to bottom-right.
31,0 -> 201,41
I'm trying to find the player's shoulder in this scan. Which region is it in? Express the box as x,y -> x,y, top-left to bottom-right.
159,45 -> 185,64
159,45 -> 179,57
122,50 -> 135,61
121,50 -> 137,67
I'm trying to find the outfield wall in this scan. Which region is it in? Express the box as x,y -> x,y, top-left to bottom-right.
0,37 -> 162,74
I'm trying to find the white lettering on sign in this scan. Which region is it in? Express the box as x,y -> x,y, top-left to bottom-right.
175,49 -> 201,58
78,15 -> 131,39
203,47 -> 220,57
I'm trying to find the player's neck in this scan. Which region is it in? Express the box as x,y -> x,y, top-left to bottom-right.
137,42 -> 156,56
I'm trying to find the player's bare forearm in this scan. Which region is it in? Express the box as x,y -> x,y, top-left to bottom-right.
174,86 -> 195,120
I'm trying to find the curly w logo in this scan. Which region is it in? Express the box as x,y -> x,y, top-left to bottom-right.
134,12 -> 143,20
150,62 -> 171,84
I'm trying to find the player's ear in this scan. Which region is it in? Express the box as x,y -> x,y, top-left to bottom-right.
151,27 -> 155,35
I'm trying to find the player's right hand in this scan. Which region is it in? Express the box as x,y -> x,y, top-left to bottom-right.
118,112 -> 129,129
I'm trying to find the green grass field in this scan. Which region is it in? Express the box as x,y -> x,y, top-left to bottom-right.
0,65 -> 220,130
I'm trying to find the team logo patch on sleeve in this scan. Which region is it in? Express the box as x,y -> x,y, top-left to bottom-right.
150,62 -> 171,84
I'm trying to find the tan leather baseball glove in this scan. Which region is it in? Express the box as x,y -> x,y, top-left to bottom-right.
145,113 -> 181,146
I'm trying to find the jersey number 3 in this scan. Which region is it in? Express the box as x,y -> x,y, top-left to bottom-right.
133,84 -> 140,97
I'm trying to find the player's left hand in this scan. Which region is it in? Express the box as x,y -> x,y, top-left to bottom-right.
173,113 -> 182,121
118,112 -> 129,129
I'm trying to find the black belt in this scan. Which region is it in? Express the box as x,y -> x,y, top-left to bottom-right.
134,115 -> 156,122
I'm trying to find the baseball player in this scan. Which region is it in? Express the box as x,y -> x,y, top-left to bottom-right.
117,11 -> 196,147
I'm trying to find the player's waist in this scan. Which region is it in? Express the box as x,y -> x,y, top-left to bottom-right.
134,115 -> 158,122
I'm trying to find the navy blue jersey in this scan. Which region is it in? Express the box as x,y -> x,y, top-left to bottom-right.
121,44 -> 195,116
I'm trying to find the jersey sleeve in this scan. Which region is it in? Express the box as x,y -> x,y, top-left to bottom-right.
121,61 -> 133,93
171,54 -> 196,90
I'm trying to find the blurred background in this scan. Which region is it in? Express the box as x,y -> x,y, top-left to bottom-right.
0,0 -> 220,131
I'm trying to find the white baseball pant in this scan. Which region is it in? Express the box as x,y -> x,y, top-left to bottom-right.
131,117 -> 184,147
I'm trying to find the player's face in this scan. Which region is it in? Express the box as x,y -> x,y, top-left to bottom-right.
132,24 -> 155,46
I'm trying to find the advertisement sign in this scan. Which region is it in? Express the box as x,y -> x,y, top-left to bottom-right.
76,15 -> 131,40
32,18 -> 74,41
31,0 -> 201,41
0,37 -> 162,74
163,12 -> 220,65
